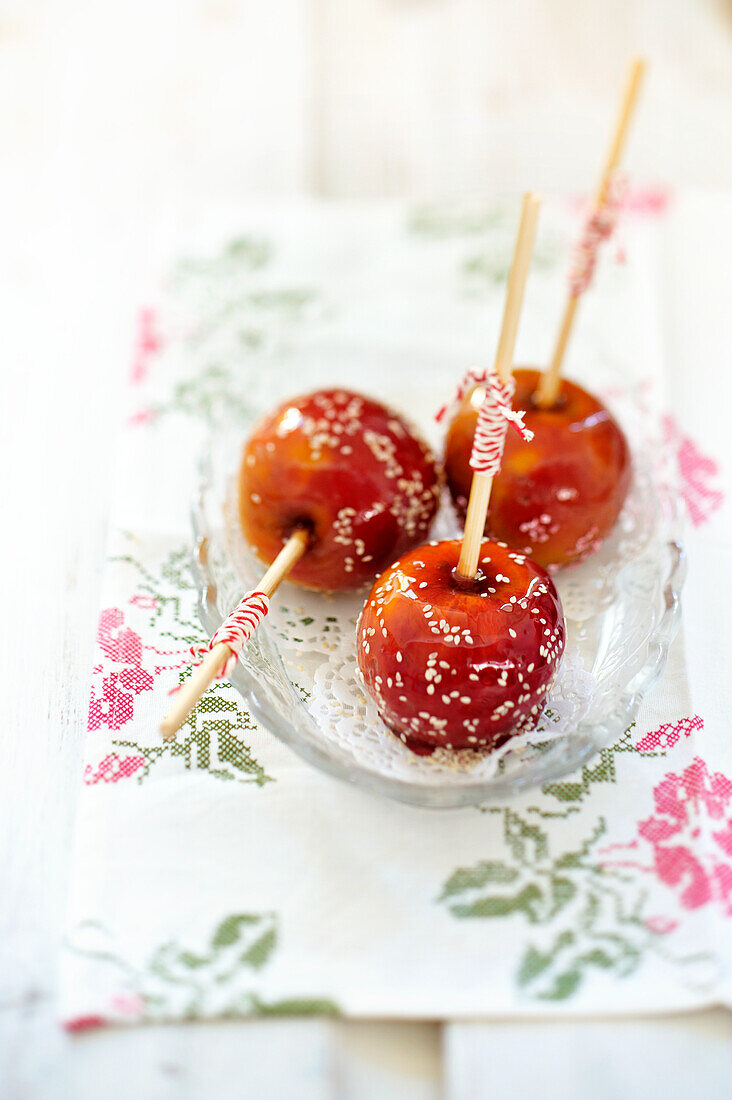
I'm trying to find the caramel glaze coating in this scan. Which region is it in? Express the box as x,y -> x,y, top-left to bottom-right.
444,368 -> 632,569
357,539 -> 565,753
239,389 -> 441,591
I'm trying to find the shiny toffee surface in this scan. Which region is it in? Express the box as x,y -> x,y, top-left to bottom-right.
444,368 -> 631,569
357,539 -> 565,752
239,389 -> 441,591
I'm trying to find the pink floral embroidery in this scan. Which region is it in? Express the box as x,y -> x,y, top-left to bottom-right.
130,594 -> 159,611
128,407 -> 156,428
643,915 -> 678,935
620,186 -> 671,217
84,753 -> 146,785
130,307 -> 161,385
638,757 -> 732,915
635,714 -> 703,753
64,1015 -> 106,1033
97,608 -> 142,664
87,609 -> 154,731
663,416 -> 724,527
110,992 -> 145,1018
569,185 -> 671,219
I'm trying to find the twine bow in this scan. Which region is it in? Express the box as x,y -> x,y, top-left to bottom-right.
568,170 -> 627,298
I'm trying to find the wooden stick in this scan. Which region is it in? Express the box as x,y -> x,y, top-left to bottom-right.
536,56 -> 646,409
456,192 -> 541,582
257,528 -> 310,597
456,474 -> 494,585
160,528 -> 309,740
594,56 -> 646,205
159,642 -> 233,742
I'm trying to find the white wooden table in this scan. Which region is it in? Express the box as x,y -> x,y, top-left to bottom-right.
1,3 -> 731,1096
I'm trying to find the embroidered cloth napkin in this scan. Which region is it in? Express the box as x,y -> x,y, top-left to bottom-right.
60,196 -> 730,1028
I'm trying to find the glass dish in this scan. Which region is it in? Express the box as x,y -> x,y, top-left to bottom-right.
191,352 -> 684,809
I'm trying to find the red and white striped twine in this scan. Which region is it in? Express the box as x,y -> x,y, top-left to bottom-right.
568,171 -> 627,298
437,368 -> 533,478
470,372 -> 533,476
191,590 -> 270,678
435,367 -> 486,425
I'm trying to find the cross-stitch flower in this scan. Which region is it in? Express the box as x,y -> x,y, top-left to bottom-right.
130,594 -> 159,611
118,665 -> 155,695
130,307 -> 162,385
87,609 -> 155,731
662,416 -> 724,527
634,714 -> 703,753
110,992 -> 145,1018
128,407 -> 156,428
88,672 -> 153,730
643,915 -> 678,935
63,1015 -> 106,1033
638,757 -> 732,915
84,752 -> 146,784
84,545 -> 272,786
97,608 -> 144,666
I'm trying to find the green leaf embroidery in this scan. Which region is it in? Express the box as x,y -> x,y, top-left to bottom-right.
576,948 -> 615,971
211,914 -> 261,949
542,747 -> 619,803
66,911 -> 337,1022
171,236 -> 273,283
239,927 -> 277,970
542,724 -> 665,805
517,932 -> 575,987
247,996 -> 340,1018
504,810 -> 548,865
439,861 -> 518,900
434,809 -> 700,1003
450,883 -> 545,923
554,819 -> 607,870
549,875 -> 576,916
537,969 -> 582,1001
178,952 -> 210,969
149,943 -> 201,986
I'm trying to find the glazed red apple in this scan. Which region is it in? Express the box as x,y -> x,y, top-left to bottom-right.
357,538 -> 565,752
444,368 -> 631,569
239,389 -> 441,590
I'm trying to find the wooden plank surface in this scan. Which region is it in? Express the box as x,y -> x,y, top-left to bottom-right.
445,1013 -> 732,1100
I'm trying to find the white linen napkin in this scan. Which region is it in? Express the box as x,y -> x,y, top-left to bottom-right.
60,195 -> 730,1028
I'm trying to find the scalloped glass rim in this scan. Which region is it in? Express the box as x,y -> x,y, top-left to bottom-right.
191,370 -> 686,810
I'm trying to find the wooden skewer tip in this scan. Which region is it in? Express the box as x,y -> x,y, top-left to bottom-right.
539,56 -> 647,408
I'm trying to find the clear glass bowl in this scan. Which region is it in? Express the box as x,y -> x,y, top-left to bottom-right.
191,354 -> 684,808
